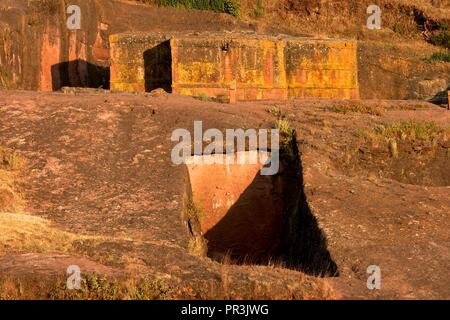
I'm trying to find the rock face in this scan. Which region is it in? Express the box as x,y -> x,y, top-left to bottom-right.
1,91 -> 449,299
110,32 -> 359,101
0,0 -> 112,91
0,0 -> 448,100
357,42 -> 450,101
0,0 -> 249,92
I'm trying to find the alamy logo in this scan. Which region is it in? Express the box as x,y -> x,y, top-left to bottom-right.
367,265 -> 381,290
67,265 -> 81,290
171,121 -> 280,175
367,5 -> 382,30
66,5 -> 81,30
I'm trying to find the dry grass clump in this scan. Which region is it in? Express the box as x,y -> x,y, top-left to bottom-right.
0,212 -> 77,256
0,147 -> 115,259
358,120 -> 450,142
276,118 -> 296,158
0,211 -> 127,262
0,274 -> 175,300
0,148 -> 25,213
142,0 -> 241,17
0,147 -> 75,256
423,51 -> 450,62
328,103 -> 385,116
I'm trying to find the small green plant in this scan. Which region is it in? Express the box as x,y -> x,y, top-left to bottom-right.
360,120 -> 445,142
358,121 -> 449,159
389,104 -> 430,111
155,0 -> 240,17
49,275 -> 178,300
251,0 -> 264,18
423,52 -> 450,63
267,105 -> 282,118
435,21 -> 448,31
276,119 -> 295,157
134,278 -> 173,300
393,25 -> 403,35
84,274 -> 119,299
383,121 -> 441,140
276,119 -> 292,136
328,103 -> 384,116
186,200 -> 207,256
0,148 -> 23,171
49,274 -> 119,300
429,30 -> 450,49
223,0 -> 240,17
194,92 -> 213,102
187,200 -> 203,223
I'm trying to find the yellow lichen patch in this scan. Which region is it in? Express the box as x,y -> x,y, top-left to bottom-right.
110,32 -> 359,100
177,62 -> 218,84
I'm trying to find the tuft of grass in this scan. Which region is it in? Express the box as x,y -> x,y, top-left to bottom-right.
269,106 -> 297,157
435,21 -> 448,31
269,107 -> 297,157
155,0 -> 240,17
0,212 -> 75,255
0,148 -> 24,171
429,30 -> 450,49
267,105 -> 282,118
132,278 -> 174,300
276,119 -> 295,157
328,103 -> 384,116
186,200 -> 207,256
0,211 -> 123,259
389,104 -> 431,111
49,274 -> 176,300
359,120 -> 447,142
0,147 -> 24,214
423,51 -> 450,62
251,0 -> 264,18
393,24 -> 404,35
382,121 -> 443,140
194,92 -> 213,102
49,274 -> 119,300
187,200 -> 204,224
276,119 -> 292,136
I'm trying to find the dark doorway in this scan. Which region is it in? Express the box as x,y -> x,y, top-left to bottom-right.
51,60 -> 110,91
143,40 -> 172,93
429,85 -> 449,108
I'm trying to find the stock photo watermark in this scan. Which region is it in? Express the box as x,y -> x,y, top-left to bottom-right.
171,121 -> 280,176
366,265 -> 381,290
367,4 -> 382,30
67,265 -> 81,290
66,5 -> 81,30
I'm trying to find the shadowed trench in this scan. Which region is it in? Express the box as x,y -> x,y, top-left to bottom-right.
186,142 -> 338,277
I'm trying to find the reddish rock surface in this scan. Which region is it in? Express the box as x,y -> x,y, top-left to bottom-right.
0,90 -> 448,299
